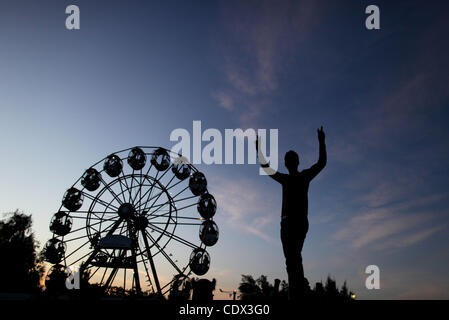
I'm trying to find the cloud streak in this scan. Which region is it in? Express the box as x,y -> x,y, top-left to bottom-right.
333,192 -> 447,250
212,0 -> 323,127
209,175 -> 278,243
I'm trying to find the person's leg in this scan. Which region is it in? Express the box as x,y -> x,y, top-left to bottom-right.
297,222 -> 309,292
281,221 -> 300,300
297,233 -> 306,291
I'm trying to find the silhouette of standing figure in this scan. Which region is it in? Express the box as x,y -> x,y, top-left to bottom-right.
256,127 -> 326,300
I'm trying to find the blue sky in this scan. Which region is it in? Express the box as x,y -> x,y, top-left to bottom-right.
1,0 -> 449,299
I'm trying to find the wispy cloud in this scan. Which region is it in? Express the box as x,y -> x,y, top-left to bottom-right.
209,175 -> 278,243
211,91 -> 234,111
333,192 -> 447,250
375,225 -> 444,250
212,0 -> 323,127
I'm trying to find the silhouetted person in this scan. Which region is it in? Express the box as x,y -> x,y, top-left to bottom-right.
256,126 -> 326,300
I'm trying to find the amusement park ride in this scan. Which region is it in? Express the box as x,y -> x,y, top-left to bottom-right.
42,146 -> 219,296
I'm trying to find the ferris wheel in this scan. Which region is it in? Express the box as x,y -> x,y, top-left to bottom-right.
42,146 -> 219,296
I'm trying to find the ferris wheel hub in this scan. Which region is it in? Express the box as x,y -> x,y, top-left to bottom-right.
134,215 -> 149,230
118,202 -> 136,219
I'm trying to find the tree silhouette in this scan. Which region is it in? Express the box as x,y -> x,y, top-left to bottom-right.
238,275 -> 262,300
238,275 -> 287,301
238,274 -> 355,301
314,276 -> 355,301
0,210 -> 44,293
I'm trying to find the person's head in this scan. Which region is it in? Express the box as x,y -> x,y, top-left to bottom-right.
285,150 -> 299,173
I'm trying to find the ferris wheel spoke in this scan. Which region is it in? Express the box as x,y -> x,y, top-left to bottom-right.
134,180 -> 174,212
100,267 -> 117,290
141,171 -> 175,213
70,219 -> 106,234
133,181 -> 164,211
70,213 -> 117,221
138,171 -> 160,209
71,215 -> 119,234
164,177 -> 186,193
147,194 -> 196,218
151,221 -> 201,226
144,161 -> 154,176
119,171 -> 132,201
129,174 -> 163,208
99,176 -> 125,206
136,175 -> 181,213
171,185 -> 191,200
151,214 -> 203,222
173,202 -> 197,212
145,184 -> 190,218
90,212 -> 104,222
129,170 -> 137,203
87,265 -> 101,281
72,210 -> 118,214
64,239 -> 92,263
150,202 -> 197,221
100,219 -> 122,235
138,169 -> 145,203
161,282 -> 174,294
147,209 -> 174,224
130,171 -> 146,206
89,217 -> 124,241
145,230 -> 183,274
73,215 -> 116,221
147,223 -> 198,249
148,194 -> 195,212
136,188 -> 164,213
148,214 -> 204,227
145,200 -> 171,218
142,187 -> 173,217
142,170 -> 160,209
118,219 -> 134,237
82,192 -> 120,211
116,176 -> 127,204
169,194 -> 198,203
99,220 -> 126,238
153,164 -> 173,187
63,234 -> 91,243
175,215 -> 203,220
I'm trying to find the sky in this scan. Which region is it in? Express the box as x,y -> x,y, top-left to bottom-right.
1,0 -> 449,299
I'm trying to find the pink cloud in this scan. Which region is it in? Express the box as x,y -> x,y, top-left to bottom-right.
208,175 -> 278,243
211,91 -> 234,111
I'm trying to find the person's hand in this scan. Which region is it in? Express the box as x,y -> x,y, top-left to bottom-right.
317,126 -> 325,142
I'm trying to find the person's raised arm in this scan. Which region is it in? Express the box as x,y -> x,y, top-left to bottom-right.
256,136 -> 284,183
306,126 -> 327,180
